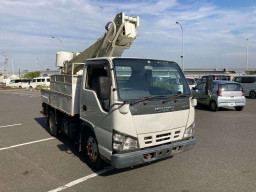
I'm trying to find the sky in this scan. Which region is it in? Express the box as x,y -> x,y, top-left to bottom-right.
0,0 -> 256,72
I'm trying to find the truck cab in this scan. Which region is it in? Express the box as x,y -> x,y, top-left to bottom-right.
79,57 -> 196,168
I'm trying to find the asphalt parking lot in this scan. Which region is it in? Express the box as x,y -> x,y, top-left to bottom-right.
0,89 -> 256,192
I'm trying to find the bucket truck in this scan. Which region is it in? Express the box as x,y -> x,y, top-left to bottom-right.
41,12 -> 196,170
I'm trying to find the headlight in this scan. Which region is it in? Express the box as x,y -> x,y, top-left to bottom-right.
113,130 -> 138,152
183,122 -> 195,139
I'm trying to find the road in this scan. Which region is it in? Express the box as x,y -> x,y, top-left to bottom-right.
0,90 -> 255,192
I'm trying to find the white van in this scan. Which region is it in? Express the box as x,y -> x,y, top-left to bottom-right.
8,79 -> 31,88
233,75 -> 256,99
30,77 -> 50,88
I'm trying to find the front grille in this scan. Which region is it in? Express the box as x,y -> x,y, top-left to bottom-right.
138,128 -> 185,148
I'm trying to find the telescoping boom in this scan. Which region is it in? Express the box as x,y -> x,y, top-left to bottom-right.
59,12 -> 139,75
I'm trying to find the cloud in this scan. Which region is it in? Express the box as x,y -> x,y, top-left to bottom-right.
225,52 -> 246,56
0,0 -> 256,71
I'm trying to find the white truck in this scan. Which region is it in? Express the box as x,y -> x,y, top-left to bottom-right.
41,13 -> 196,170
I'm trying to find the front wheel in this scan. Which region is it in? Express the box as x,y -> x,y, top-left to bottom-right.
82,130 -> 103,171
210,101 -> 218,112
235,106 -> 244,111
249,91 -> 256,99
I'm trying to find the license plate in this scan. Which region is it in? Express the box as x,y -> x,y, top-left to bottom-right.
228,102 -> 235,106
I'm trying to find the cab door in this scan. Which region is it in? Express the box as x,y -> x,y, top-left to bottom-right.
80,59 -> 113,157
192,82 -> 208,104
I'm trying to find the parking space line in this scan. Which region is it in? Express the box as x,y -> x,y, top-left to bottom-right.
0,123 -> 22,128
0,137 -> 54,151
48,167 -> 112,192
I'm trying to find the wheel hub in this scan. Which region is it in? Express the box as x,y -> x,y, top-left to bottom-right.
86,137 -> 98,162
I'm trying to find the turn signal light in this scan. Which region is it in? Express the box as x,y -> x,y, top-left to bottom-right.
217,91 -> 222,96
242,92 -> 245,96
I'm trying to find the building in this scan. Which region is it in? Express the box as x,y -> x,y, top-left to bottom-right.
184,68 -> 256,79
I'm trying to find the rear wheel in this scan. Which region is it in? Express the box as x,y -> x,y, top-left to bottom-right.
82,130 -> 103,171
210,101 -> 218,112
48,111 -> 58,136
249,91 -> 256,99
235,106 -> 244,111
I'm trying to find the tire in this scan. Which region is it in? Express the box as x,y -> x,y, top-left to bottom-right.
48,111 -> 58,136
249,91 -> 256,99
210,101 -> 218,112
82,130 -> 103,171
235,106 -> 244,111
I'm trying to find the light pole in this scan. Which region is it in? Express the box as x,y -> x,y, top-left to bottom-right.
51,36 -> 63,45
246,38 -> 248,71
176,21 -> 184,71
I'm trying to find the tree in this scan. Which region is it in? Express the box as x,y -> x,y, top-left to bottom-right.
246,70 -> 256,75
22,71 -> 40,79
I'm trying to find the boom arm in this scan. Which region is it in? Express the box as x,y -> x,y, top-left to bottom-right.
63,12 -> 139,74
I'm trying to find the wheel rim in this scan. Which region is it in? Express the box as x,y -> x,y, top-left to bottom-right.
86,137 -> 98,162
211,102 -> 216,110
250,92 -> 256,98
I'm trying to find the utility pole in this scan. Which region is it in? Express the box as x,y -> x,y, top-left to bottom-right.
36,57 -> 38,71
11,58 -> 14,76
2,52 -> 8,79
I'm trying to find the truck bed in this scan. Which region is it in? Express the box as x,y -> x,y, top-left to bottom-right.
41,74 -> 82,116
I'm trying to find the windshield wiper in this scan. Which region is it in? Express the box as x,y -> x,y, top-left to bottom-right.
162,93 -> 190,104
130,95 -> 167,106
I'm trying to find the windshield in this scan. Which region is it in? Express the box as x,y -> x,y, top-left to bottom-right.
113,58 -> 190,101
186,78 -> 195,85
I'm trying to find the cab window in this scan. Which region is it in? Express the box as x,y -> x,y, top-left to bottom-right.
85,62 -> 111,112
241,77 -> 255,83
196,83 -> 205,91
233,77 -> 242,83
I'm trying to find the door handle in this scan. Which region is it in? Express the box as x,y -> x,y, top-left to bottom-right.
83,105 -> 87,111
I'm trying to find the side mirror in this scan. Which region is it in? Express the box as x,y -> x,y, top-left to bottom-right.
119,104 -> 129,114
191,98 -> 197,107
192,87 -> 197,91
97,76 -> 111,100
205,77 -> 213,95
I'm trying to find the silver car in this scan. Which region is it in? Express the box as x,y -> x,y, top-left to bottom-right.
192,80 -> 246,111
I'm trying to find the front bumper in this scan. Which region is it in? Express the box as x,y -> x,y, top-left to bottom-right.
111,137 -> 196,169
